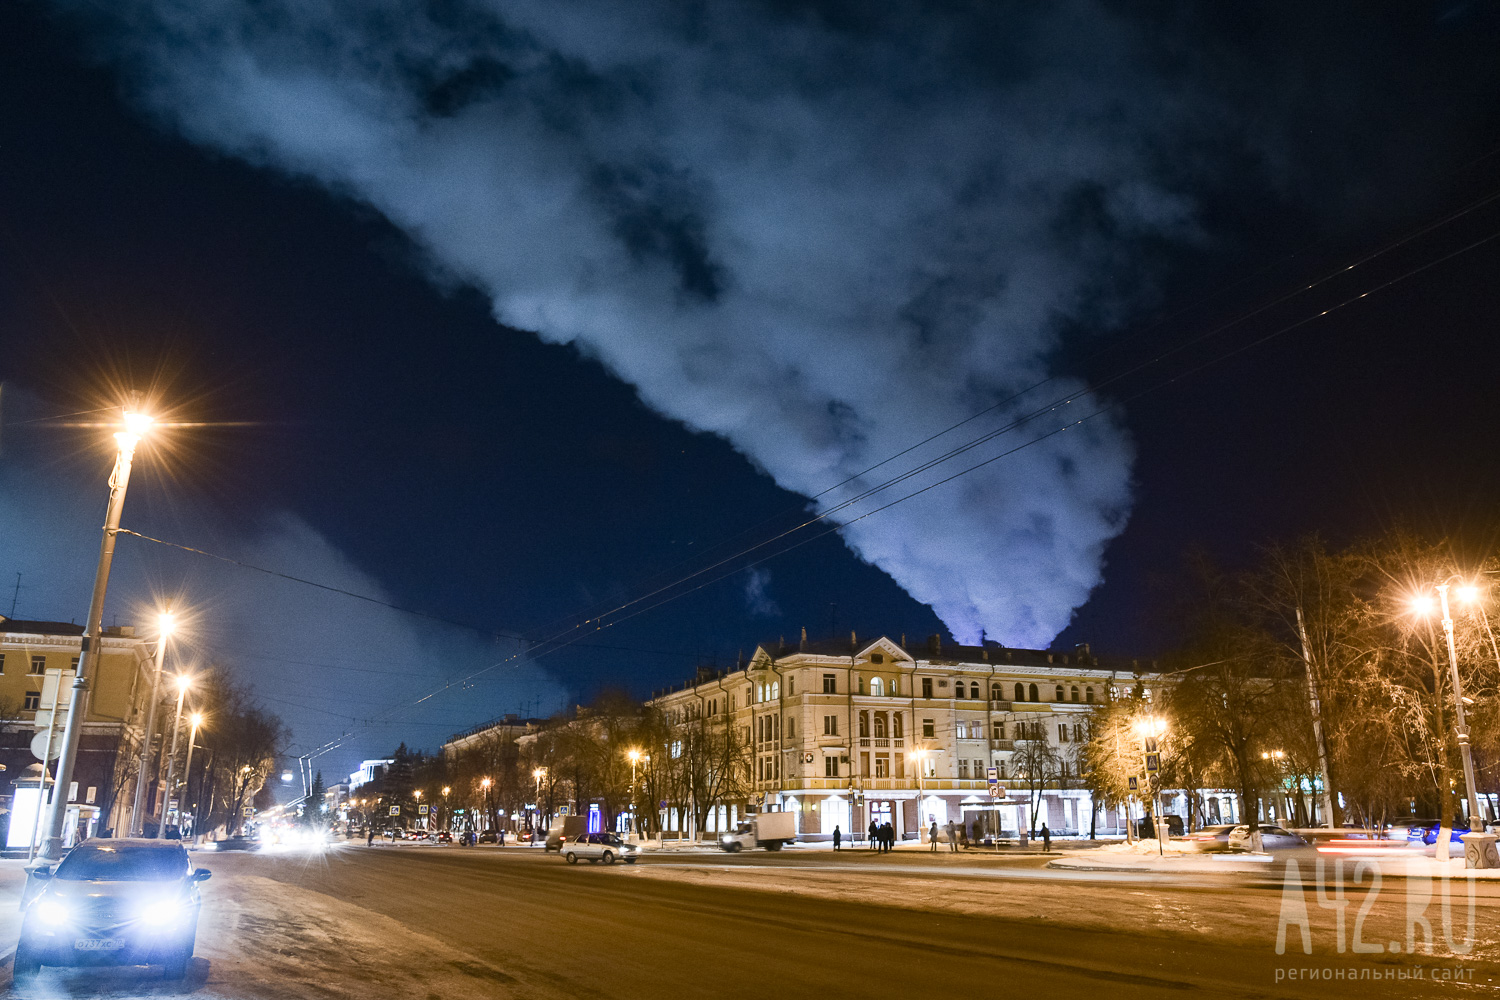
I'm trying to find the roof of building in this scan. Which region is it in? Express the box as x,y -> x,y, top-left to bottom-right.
0,617 -> 85,637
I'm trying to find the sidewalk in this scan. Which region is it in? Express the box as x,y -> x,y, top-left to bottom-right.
1047,841 -> 1500,878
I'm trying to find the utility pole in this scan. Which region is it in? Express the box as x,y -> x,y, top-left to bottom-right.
41,401 -> 152,861
129,609 -> 173,836
1438,585 -> 1485,839
1295,606 -> 1339,828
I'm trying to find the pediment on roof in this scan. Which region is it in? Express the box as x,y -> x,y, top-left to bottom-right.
856,636 -> 911,663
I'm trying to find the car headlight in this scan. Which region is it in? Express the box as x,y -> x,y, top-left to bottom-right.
34,899 -> 70,927
139,899 -> 183,927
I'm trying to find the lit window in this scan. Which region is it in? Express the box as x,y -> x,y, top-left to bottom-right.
771,682 -> 780,699
955,721 -> 967,740
875,755 -> 890,778
871,677 -> 884,697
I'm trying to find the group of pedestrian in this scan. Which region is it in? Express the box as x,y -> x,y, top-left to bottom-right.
867,819 -> 896,852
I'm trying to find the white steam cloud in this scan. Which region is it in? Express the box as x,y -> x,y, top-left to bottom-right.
64,1 -> 1213,644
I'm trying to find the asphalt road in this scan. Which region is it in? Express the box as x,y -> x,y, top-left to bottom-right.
1,843 -> 1497,998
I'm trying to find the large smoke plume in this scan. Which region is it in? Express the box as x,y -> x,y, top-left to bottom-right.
61,1 -> 1215,645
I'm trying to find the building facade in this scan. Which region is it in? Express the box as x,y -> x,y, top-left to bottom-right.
651,633 -> 1161,841
0,617 -> 157,846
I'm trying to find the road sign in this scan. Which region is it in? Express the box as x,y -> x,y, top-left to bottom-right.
28,731 -> 60,760
1143,736 -> 1158,754
1144,752 -> 1161,773
388,805 -> 400,816
986,766 -> 999,782
418,804 -> 429,815
1128,776 -> 1139,791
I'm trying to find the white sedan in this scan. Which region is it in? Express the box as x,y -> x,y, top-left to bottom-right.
562,833 -> 640,865
1227,824 -> 1307,851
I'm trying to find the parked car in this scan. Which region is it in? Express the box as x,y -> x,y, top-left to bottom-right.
1182,824 -> 1238,852
1133,815 -> 1185,839
562,833 -> 639,865
477,831 -> 498,844
1227,825 -> 1307,851
14,839 -> 211,982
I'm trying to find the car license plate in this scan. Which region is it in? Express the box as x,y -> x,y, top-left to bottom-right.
74,937 -> 123,951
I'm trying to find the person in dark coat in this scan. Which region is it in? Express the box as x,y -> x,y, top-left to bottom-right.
868,819 -> 879,850
833,825 -> 842,851
366,826 -> 374,846
1041,823 -> 1052,851
929,820 -> 939,851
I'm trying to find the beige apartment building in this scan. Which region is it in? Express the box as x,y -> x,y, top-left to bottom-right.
651,633 -> 1159,841
0,617 -> 157,845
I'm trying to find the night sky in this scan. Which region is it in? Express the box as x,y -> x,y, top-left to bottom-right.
3,2 -> 1500,781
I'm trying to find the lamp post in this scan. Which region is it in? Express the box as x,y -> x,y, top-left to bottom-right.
1437,583 -> 1486,849
628,750 -> 641,836
181,712 -> 203,841
129,608 -> 174,836
156,673 -> 192,839
481,777 -> 492,834
414,789 -> 423,832
442,786 -> 451,832
909,748 -> 930,843
1133,715 -> 1168,855
41,402 -> 153,860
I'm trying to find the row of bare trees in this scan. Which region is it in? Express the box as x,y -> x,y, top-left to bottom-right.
1081,533 -> 1500,838
400,692 -> 753,838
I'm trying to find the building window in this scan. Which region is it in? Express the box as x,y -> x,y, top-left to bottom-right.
874,713 -> 887,738
1070,685 -> 1080,703
859,711 -> 869,738
1055,685 -> 1065,701
992,721 -> 1004,740
29,656 -> 45,675
1014,682 -> 1025,702
823,715 -> 838,736
922,718 -> 935,738
1086,687 -> 1095,704
823,674 -> 837,694
1073,723 -> 1085,742
871,653 -> 884,664
788,716 -> 797,739
958,759 -> 970,779
0,653 -> 5,672
954,682 -> 964,700
1058,725 -> 1069,742
955,721 -> 967,739
787,676 -> 795,697
970,682 -> 979,699
771,682 -> 780,699
875,754 -> 890,778
998,763 -> 1007,779
24,691 -> 40,711
824,756 -> 839,778
922,757 -> 937,779
922,677 -> 933,699
1029,683 -> 1039,702
892,714 -> 903,738
871,677 -> 884,697
858,676 -> 866,695
70,656 -> 79,670
895,753 -> 905,778
990,683 -> 1001,702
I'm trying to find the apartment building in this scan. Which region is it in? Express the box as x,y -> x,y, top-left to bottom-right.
651,632 -> 1157,841
0,616 -> 156,844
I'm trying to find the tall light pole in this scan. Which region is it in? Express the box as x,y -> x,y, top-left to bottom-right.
130,608 -> 174,836
181,712 -> 203,841
628,749 -> 641,835
41,403 -> 152,860
156,674 -> 192,839
1437,584 -> 1485,837
909,748 -> 929,842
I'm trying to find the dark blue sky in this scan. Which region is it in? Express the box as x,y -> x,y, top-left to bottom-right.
3,1 -> 1500,777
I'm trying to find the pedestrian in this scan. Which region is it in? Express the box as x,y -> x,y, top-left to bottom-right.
498,829 -> 506,847
947,820 -> 958,852
1042,823 -> 1051,852
366,826 -> 374,847
833,825 -> 841,851
929,820 -> 939,852
868,819 -> 878,850
883,822 -> 893,852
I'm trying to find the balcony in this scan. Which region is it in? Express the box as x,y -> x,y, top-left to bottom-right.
990,739 -> 1014,751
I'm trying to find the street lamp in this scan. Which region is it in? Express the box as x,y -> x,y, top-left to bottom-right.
1413,580 -> 1489,864
909,748 -> 931,842
129,607 -> 175,836
42,401 -> 153,860
182,712 -> 203,842
156,673 -> 193,839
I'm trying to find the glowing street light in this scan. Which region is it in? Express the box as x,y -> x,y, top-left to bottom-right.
130,607 -> 177,836
43,400 -> 155,859
1413,579 -> 1487,864
156,673 -> 193,839
182,712 -> 204,842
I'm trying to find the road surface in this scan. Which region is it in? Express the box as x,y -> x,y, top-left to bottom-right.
1,843 -> 1496,998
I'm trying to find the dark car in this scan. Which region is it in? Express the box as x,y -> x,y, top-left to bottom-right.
435,830 -> 453,844
14,839 -> 211,982
477,831 -> 497,844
